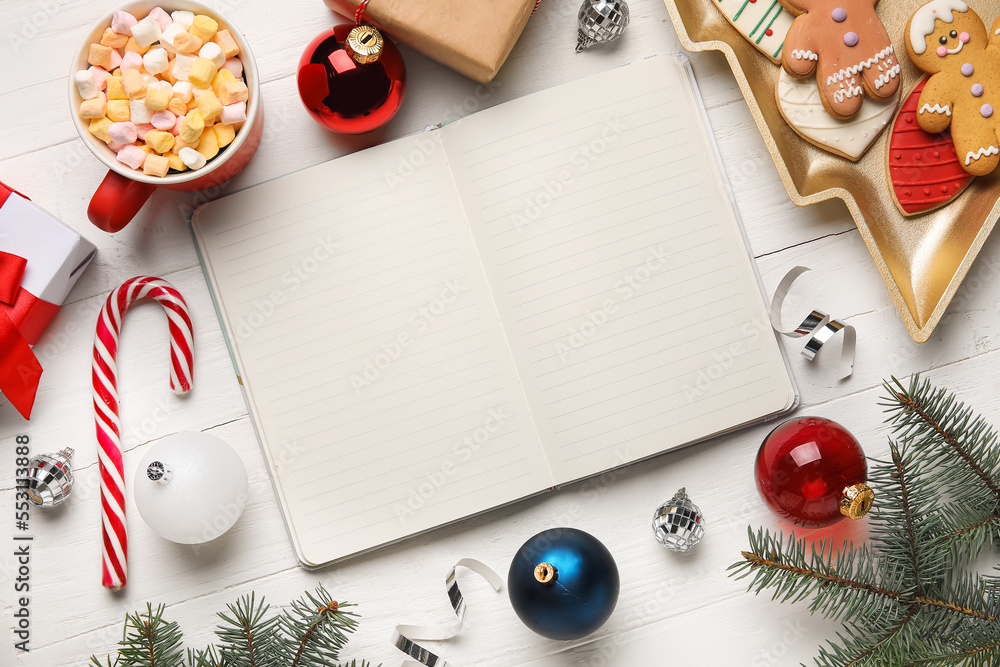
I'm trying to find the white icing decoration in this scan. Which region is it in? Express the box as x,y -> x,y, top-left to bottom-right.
792,49 -> 818,60
945,40 -> 965,54
874,64 -> 902,89
920,103 -> 952,115
826,46 -> 894,86
834,84 -> 864,103
909,0 -> 969,55
776,69 -> 899,159
965,145 -> 999,164
712,0 -> 795,60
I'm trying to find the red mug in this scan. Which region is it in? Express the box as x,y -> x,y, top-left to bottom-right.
69,0 -> 263,233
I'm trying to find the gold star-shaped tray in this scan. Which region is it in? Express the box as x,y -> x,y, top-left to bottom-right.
664,0 -> 1000,342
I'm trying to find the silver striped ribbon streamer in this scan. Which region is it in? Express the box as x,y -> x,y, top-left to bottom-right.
769,266 -> 856,379
393,559 -> 503,667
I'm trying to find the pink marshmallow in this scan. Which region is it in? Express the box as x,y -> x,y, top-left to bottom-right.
172,114 -> 185,135
148,7 -> 172,31
135,123 -> 155,139
220,101 -> 246,124
108,48 -> 123,71
116,145 -> 146,169
120,51 -> 143,71
151,110 -> 176,130
108,141 -> 127,153
108,121 -> 138,144
111,10 -> 138,35
222,58 -> 243,79
89,66 -> 110,90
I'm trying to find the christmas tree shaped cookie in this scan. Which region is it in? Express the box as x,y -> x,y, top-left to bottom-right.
712,0 -> 795,63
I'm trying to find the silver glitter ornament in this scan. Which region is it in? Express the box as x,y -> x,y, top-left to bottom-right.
652,488 -> 705,552
576,0 -> 630,53
19,448 -> 75,508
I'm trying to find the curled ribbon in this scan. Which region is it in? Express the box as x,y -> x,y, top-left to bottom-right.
393,559 -> 503,667
769,266 -> 856,379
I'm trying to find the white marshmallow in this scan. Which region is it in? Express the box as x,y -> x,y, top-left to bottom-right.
111,11 -> 137,35
74,70 -> 99,100
129,99 -> 154,124
142,73 -> 158,87
108,121 -> 138,144
199,42 -> 226,68
170,10 -> 194,28
150,80 -> 174,94
116,145 -> 146,169
160,22 -> 187,49
151,110 -> 176,130
220,101 -> 246,124
142,48 -> 169,75
171,54 -> 197,82
148,7 -> 172,31
192,86 -> 211,98
222,57 -> 243,79
178,147 -> 207,170
171,81 -> 194,102
120,51 -> 143,71
130,16 -> 162,48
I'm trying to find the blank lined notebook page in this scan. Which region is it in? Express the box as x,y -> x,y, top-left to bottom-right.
192,135 -> 550,566
442,56 -> 796,483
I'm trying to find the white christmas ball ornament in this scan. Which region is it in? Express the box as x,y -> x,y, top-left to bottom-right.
133,432 -> 249,544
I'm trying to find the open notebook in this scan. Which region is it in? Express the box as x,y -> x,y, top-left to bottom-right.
192,55 -> 796,568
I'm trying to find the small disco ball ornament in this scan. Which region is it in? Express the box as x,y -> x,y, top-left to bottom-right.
576,0 -> 630,52
19,448 -> 75,508
297,24 -> 407,134
652,488 -> 705,552
133,432 -> 249,544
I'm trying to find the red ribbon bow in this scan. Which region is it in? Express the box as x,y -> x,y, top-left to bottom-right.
0,183 -> 44,420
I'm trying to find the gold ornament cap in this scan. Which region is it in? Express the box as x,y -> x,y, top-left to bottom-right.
839,483 -> 875,520
534,562 -> 557,584
346,25 -> 384,64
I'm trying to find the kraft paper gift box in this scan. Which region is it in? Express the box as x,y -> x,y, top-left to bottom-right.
323,0 -> 537,83
0,181 -> 97,419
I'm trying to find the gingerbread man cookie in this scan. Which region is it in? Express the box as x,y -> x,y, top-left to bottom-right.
905,0 -> 1000,175
781,0 -> 901,119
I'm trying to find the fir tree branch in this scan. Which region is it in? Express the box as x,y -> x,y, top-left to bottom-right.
891,447 -> 922,593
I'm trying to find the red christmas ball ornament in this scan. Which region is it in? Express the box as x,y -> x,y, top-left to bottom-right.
755,417 -> 874,528
297,24 -> 406,134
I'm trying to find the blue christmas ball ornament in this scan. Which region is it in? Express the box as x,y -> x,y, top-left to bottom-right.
508,528 -> 620,640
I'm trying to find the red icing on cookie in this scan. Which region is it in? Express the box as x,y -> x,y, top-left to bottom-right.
889,78 -> 973,214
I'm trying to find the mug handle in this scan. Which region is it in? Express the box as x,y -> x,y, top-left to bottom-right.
88,170 -> 156,233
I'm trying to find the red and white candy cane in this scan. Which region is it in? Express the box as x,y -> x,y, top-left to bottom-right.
92,276 -> 194,590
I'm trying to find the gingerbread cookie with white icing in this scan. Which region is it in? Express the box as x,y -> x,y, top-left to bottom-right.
905,0 -> 1000,175
781,0 -> 901,119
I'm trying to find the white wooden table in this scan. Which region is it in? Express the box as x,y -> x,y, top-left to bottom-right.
2,0 -> 997,664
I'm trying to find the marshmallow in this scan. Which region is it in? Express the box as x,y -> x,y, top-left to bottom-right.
213,123 -> 235,148
89,66 -> 110,90
107,76 -> 127,100
196,128 -> 219,160
129,99 -> 154,124
120,50 -> 143,71
108,121 -> 138,144
167,97 -> 187,117
179,110 -> 205,142
116,145 -> 146,169
101,27 -> 129,49
174,132 -> 199,152
148,7 -> 172,32
145,86 -> 170,110
160,22 -> 187,48
143,48 -> 169,74
189,15 -> 218,42
143,153 -> 171,177
165,152 -> 186,171
89,117 -> 113,143
130,16 -> 162,48
108,48 -> 122,71
79,93 -> 106,119
123,36 -> 149,55
108,141 -> 127,153
178,146 -> 207,170
145,130 -> 175,153
142,73 -> 158,87
218,81 -> 248,106
106,100 -> 130,122
121,69 -> 146,98
135,122 -> 155,139
211,68 -> 236,95
213,30 -> 240,58
172,81 -> 194,102
111,11 -> 138,35
172,54 -> 197,82
151,110 -> 176,130
74,70 -> 100,100
220,101 -> 246,124
173,31 -> 203,54
222,57 -> 243,79
150,79 -> 174,94
196,91 -> 223,121
188,57 -> 218,87
171,10 -> 194,28
89,43 -> 113,68
199,41 -> 225,68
